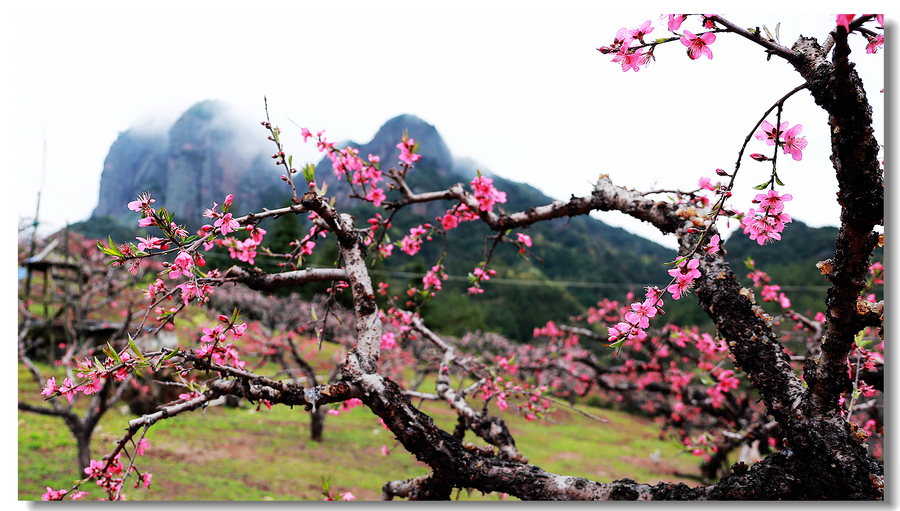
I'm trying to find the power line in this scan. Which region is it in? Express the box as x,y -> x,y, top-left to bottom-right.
304,266 -> 833,292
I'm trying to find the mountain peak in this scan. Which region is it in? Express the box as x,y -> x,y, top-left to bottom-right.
365,114 -> 453,174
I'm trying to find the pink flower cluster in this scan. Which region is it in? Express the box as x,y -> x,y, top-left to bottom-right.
397,137 -> 422,166
220,226 -> 267,265
400,224 -> 430,256
42,349 -> 146,403
422,264 -> 447,292
667,258 -> 701,300
196,319 -> 249,369
741,190 -> 793,245
436,203 -> 479,233
468,266 -> 497,295
599,22 -> 654,72
681,30 -> 716,60
755,120 -> 808,161
327,397 -> 363,416
470,175 -> 507,212
607,287 -> 664,346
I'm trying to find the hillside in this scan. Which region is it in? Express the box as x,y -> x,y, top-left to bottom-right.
74,102 -> 881,343
74,103 -> 687,341
723,221 -> 883,317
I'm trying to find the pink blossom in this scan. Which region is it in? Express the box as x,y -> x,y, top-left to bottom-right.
169,251 -> 195,279
761,284 -> 781,302
214,213 -> 240,235
40,376 -> 58,397
756,120 -> 787,146
741,207 -> 792,245
381,332 -> 397,350
496,393 -> 509,411
440,212 -> 459,231
680,31 -> 715,60
42,487 -> 68,501
668,14 -> 687,32
517,232 -> 532,248
866,34 -> 884,54
136,236 -> 164,252
137,438 -> 149,456
667,258 -> 701,300
381,444 -> 389,456
624,298 -> 657,329
397,138 -> 421,166
778,293 -> 791,308
127,192 -> 155,212
80,376 -> 104,395
423,264 -> 445,291
250,226 -> 267,243
753,189 -> 793,215
470,175 -> 507,212
704,234 -> 721,255
628,20 -> 654,42
58,377 -> 76,402
836,14 -> 855,32
203,203 -> 220,219
170,222 -> 189,238
781,124 -> 808,160
366,187 -> 387,207
612,26 -> 633,47
400,225 -> 428,256
201,324 -> 226,344
612,44 -> 649,72
137,473 -> 153,489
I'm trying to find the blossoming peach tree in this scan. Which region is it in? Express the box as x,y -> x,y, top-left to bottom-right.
35,14 -> 883,500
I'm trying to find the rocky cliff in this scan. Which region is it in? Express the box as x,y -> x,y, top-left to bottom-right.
92,100 -> 280,226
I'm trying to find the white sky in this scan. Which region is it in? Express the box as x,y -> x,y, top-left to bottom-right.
8,4 -> 889,251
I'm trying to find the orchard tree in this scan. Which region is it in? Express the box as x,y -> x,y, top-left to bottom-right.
18,231 -> 166,474
34,14 -> 883,500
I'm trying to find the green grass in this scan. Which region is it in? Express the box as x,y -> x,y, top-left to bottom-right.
19,362 -> 703,501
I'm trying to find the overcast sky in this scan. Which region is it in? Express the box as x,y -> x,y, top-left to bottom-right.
9,4 -> 888,250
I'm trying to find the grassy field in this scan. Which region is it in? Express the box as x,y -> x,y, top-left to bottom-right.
18,357 -> 706,501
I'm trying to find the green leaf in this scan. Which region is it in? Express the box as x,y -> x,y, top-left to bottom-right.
155,347 -> 181,370
752,181 -> 770,190
104,342 -> 124,365
302,163 -> 316,184
775,22 -> 781,44
128,334 -> 147,362
774,175 -> 785,186
98,236 -> 124,257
